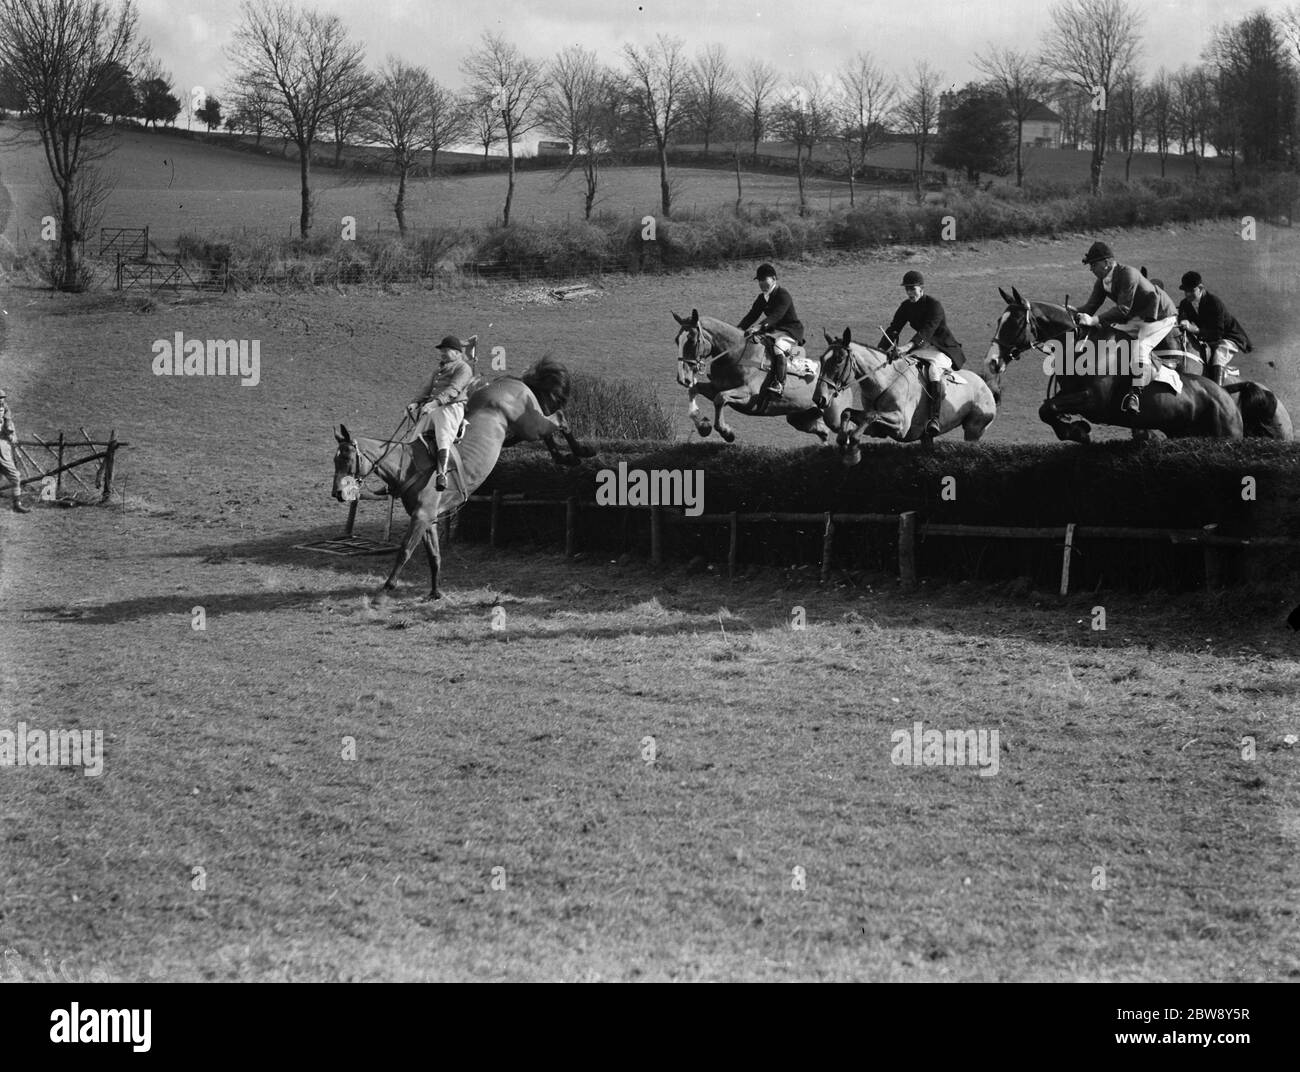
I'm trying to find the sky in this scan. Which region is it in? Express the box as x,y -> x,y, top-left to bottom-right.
137,0 -> 1292,135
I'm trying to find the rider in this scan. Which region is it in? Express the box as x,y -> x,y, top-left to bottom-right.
737,263 -> 804,396
0,387 -> 30,513
878,271 -> 966,438
1073,241 -> 1178,415
1176,271 -> 1252,385
407,335 -> 475,491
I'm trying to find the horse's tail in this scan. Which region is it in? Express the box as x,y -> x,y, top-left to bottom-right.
1223,381 -> 1282,437
521,356 -> 571,415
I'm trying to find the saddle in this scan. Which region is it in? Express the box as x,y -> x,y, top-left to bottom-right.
753,334 -> 812,377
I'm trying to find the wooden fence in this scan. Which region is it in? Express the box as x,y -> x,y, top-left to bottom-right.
10,431 -> 124,502
455,493 -> 1300,594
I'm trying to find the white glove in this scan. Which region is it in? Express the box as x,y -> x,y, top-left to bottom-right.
1075,312 -> 1098,327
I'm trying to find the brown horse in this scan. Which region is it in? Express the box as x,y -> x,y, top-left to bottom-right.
812,328 -> 997,464
984,289 -> 1244,442
332,360 -> 593,599
672,309 -> 841,442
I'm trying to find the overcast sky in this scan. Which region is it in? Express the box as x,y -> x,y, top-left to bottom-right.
138,0 -> 1291,127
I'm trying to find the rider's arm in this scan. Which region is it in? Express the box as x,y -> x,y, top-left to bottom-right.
1077,276 -> 1107,316
910,298 -> 945,348
1199,294 -> 1227,343
737,295 -> 764,332
878,305 -> 908,350
757,287 -> 793,331
1102,266 -> 1141,322
431,362 -> 474,405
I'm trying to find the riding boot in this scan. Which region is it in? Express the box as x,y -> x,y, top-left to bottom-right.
924,377 -> 945,437
1121,384 -> 1142,414
767,343 -> 786,395
1208,364 -> 1225,386
434,448 -> 449,491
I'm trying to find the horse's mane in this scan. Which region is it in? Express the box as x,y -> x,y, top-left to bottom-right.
696,316 -> 745,349
520,356 -> 571,415
1223,381 -> 1278,421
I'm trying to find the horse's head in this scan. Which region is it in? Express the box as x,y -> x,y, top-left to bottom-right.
673,308 -> 711,387
813,327 -> 858,410
332,423 -> 370,502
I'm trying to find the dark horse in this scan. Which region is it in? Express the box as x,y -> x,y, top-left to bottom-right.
332,359 -> 595,599
984,287 -> 1243,441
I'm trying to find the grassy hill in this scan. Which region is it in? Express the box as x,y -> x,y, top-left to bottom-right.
0,120 -> 1234,252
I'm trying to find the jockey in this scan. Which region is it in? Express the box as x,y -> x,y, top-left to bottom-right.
737,263 -> 804,396
0,387 -> 30,513
1073,241 -> 1178,415
878,271 -> 966,438
406,335 -> 475,491
1177,271 -> 1252,385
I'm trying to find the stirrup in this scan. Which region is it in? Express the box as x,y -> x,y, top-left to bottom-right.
1121,391 -> 1140,414
924,418 -> 941,437
435,471 -> 448,491
766,381 -> 785,395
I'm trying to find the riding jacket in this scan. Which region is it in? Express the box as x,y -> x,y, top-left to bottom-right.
415,356 -> 474,408
1079,264 -> 1177,324
879,296 -> 966,368
738,287 -> 805,343
1177,291 -> 1252,352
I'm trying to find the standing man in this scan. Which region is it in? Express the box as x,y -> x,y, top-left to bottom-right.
1176,271 -> 1252,385
878,271 -> 966,438
1073,241 -> 1178,415
407,335 -> 475,492
0,387 -> 30,513
737,263 -> 804,396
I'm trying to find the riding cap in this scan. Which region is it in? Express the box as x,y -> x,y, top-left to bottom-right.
901,270 -> 924,287
435,335 -> 464,352
754,263 -> 777,280
1179,271 -> 1203,291
1082,241 -> 1114,264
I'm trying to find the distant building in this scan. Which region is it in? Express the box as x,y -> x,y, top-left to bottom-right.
1012,102 -> 1063,149
537,140 -> 570,157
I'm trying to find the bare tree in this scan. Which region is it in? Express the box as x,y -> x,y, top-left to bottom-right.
326,64 -> 375,167
462,32 -> 547,226
773,76 -> 833,215
1110,69 -> 1146,181
739,59 -> 779,162
367,57 -> 434,235
688,43 -> 734,154
838,51 -> 895,176
0,0 -> 143,288
1039,0 -> 1143,194
977,46 -> 1051,187
228,0 -> 367,238
542,46 -> 613,219
1171,65 -> 1214,176
1147,69 -> 1173,177
622,34 -> 690,216
225,74 -> 277,145
425,83 -> 468,173
468,90 -> 502,160
895,61 -> 942,202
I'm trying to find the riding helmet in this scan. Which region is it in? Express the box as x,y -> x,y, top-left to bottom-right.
754,263 -> 777,280
435,335 -> 463,351
1082,241 -> 1114,264
901,270 -> 924,287
1179,271 -> 1202,291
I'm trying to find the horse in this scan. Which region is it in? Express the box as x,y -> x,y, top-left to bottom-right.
983,287 -> 1244,442
332,360 -> 593,600
1222,381 -> 1294,439
811,328 -> 997,464
672,309 -> 839,443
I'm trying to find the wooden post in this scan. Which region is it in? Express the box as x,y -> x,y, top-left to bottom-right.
55,432 -> 64,498
898,511 -> 917,588
1203,523 -> 1223,590
565,497 -> 577,557
100,431 -> 117,502
820,512 -> 834,585
344,500 -> 359,537
650,506 -> 662,567
1060,522 -> 1076,597
489,490 -> 502,548
728,511 -> 738,579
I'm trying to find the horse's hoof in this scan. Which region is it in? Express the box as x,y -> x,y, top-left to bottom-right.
719,429 -> 736,443
697,422 -> 713,437
421,590 -> 443,602
843,448 -> 862,467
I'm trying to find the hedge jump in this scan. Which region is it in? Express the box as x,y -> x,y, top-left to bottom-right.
463,493 -> 1300,594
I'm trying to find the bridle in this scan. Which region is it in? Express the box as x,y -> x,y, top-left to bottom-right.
991,305 -> 1054,364
676,320 -> 715,378
815,341 -> 909,406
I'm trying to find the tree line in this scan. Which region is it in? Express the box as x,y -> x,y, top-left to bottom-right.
2,0 -> 1299,288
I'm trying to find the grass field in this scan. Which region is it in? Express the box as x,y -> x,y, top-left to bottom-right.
1,213 -> 1299,980
0,122 -> 1232,253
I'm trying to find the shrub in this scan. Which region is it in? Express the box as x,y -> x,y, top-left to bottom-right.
562,371 -> 672,440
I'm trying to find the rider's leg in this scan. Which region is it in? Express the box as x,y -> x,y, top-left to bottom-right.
767,333 -> 793,395
1120,316 -> 1175,415
1208,340 -> 1237,385
923,359 -> 946,436
430,405 -> 462,491
0,442 -> 28,513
